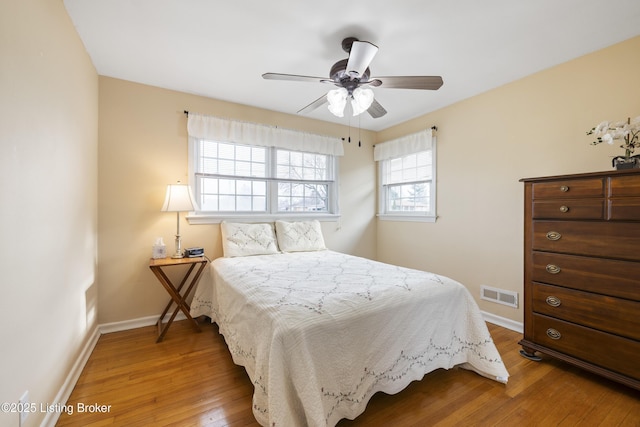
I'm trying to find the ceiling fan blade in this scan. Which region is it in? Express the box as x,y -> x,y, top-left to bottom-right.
361,79 -> 382,87
345,41 -> 378,78
367,98 -> 387,118
262,73 -> 325,83
297,94 -> 328,115
372,76 -> 443,90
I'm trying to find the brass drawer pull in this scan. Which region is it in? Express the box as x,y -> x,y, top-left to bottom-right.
545,264 -> 561,274
546,231 -> 562,241
559,205 -> 569,213
546,296 -> 562,307
546,328 -> 562,340
560,185 -> 569,192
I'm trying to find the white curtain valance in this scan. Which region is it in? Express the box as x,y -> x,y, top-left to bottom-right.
187,113 -> 344,156
373,129 -> 433,161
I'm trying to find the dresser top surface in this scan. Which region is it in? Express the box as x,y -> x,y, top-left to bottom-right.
520,169 -> 640,183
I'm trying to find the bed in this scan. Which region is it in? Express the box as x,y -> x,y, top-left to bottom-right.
190,220 -> 509,427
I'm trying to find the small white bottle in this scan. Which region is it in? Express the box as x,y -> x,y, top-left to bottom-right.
152,237 -> 167,259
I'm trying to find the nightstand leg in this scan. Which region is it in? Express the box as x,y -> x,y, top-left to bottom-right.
157,264 -> 196,322
151,262 -> 206,342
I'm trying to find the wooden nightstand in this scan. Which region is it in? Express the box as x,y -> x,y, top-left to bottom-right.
148,256 -> 208,342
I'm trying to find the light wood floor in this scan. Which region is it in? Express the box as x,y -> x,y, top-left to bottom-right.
56,319 -> 640,427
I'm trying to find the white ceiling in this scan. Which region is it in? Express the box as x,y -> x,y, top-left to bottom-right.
64,0 -> 640,132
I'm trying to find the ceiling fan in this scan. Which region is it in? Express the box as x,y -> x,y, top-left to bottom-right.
262,37 -> 443,119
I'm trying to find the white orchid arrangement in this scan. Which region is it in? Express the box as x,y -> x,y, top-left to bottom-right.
587,116 -> 640,160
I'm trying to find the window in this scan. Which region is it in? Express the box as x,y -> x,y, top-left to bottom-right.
196,140 -> 267,212
375,129 -> 436,222
190,139 -> 338,220
276,150 -> 332,212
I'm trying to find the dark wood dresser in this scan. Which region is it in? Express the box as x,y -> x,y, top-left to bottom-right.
519,169 -> 640,390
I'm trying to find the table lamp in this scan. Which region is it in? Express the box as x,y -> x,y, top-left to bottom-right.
161,183 -> 196,258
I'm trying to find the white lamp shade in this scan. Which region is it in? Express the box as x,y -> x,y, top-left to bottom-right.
161,184 -> 196,212
351,87 -> 374,116
327,88 -> 348,117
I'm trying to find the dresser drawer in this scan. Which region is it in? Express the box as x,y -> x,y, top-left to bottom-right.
532,178 -> 604,199
532,200 -> 604,220
532,314 -> 640,380
608,175 -> 640,220
532,283 -> 640,340
609,175 -> 640,197
608,198 -> 640,221
532,252 -> 640,300
532,220 -> 640,261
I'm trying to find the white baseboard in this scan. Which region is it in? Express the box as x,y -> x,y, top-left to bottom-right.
99,312 -> 187,334
41,325 -> 101,427
481,310 -> 523,334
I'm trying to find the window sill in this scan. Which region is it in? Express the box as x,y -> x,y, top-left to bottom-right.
377,213 -> 437,223
186,212 -> 341,224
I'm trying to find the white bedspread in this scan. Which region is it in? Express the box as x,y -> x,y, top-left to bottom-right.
191,251 -> 508,427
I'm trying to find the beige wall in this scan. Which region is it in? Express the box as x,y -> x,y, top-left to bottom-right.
376,36 -> 640,322
97,77 -> 377,324
0,1 -> 98,426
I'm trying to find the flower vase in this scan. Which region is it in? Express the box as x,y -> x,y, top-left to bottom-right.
612,155 -> 640,170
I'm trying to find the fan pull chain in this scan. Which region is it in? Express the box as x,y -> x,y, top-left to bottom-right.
341,118 -> 367,147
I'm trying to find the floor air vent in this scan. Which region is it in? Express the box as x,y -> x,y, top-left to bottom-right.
481,285 -> 518,308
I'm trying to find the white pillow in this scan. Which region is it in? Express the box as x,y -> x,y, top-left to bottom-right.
275,220 -> 326,253
220,221 -> 280,258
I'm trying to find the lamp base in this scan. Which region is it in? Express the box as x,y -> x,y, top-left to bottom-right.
172,233 -> 183,259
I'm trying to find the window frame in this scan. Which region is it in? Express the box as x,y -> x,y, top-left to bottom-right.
187,138 -> 340,224
377,143 -> 437,223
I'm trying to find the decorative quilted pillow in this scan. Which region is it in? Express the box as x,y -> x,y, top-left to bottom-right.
220,221 -> 280,257
275,220 -> 327,253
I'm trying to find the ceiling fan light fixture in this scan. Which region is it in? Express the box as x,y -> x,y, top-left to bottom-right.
351,87 -> 374,116
327,87 -> 348,117
263,37 -> 443,120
